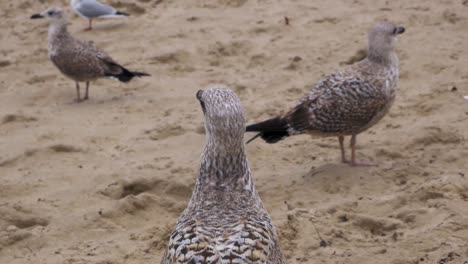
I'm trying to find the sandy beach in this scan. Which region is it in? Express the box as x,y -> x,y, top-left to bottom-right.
0,0 -> 467,263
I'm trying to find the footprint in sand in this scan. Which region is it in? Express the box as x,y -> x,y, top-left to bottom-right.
144,124 -> 187,141
0,205 -> 49,250
1,114 -> 37,125
0,144 -> 82,167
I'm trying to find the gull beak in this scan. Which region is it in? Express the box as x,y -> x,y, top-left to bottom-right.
196,90 -> 204,101
196,90 -> 206,114
30,13 -> 45,19
395,26 -> 405,34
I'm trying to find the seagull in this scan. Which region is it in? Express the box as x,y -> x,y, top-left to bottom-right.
70,0 -> 129,31
161,87 -> 285,264
246,22 -> 405,166
31,7 -> 149,102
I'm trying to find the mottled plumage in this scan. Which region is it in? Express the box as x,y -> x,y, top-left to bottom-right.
161,87 -> 284,264
247,22 -> 405,166
31,7 -> 148,102
70,0 -> 129,31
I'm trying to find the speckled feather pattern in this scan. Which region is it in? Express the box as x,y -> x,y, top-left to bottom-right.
32,7 -> 125,83
161,88 -> 284,264
48,23 -> 122,82
285,58 -> 399,136
31,6 -> 148,101
264,22 -> 402,139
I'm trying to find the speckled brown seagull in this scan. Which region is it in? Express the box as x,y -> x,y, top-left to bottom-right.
31,7 -> 149,102
246,22 -> 405,166
161,87 -> 285,264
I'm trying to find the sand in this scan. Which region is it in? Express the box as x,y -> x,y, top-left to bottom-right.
1,0 -> 467,263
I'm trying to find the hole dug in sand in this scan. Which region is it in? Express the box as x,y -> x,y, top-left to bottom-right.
218,0 -> 248,7
99,178 -> 153,200
99,177 -> 191,200
98,177 -> 192,218
351,214 -> 403,236
408,127 -> 463,148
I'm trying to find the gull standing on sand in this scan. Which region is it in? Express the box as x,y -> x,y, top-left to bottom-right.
246,22 -> 405,166
31,7 -> 149,102
70,0 -> 129,31
161,87 -> 285,264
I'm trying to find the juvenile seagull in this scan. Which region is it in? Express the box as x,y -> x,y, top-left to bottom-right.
31,7 -> 149,102
161,87 -> 285,264
246,22 -> 405,166
70,0 -> 129,31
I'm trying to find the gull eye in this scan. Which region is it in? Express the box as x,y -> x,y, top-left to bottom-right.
47,11 -> 54,16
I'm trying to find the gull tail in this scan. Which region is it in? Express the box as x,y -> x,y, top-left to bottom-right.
246,117 -> 289,144
105,64 -> 150,83
101,11 -> 129,18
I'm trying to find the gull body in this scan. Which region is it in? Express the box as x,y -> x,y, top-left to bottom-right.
31,7 -> 149,102
246,22 -> 405,166
70,0 -> 129,30
161,87 -> 285,264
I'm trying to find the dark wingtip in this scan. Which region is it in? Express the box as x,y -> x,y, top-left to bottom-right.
246,133 -> 262,144
116,11 -> 129,16
133,71 -> 150,77
31,13 -> 43,19
246,117 -> 290,144
396,26 -> 405,34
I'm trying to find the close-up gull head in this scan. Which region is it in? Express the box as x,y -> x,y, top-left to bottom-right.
368,21 -> 405,60
196,87 -> 245,144
30,6 -> 67,25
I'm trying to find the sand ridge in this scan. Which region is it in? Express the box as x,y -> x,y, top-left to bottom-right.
0,0 -> 467,263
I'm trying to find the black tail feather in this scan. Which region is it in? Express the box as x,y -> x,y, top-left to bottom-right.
245,117 -> 289,144
105,65 -> 150,83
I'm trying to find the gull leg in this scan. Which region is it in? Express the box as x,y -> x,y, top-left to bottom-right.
350,134 -> 376,167
338,136 -> 348,163
75,82 -> 82,102
85,19 -> 92,31
84,81 -> 90,100
350,135 -> 357,166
